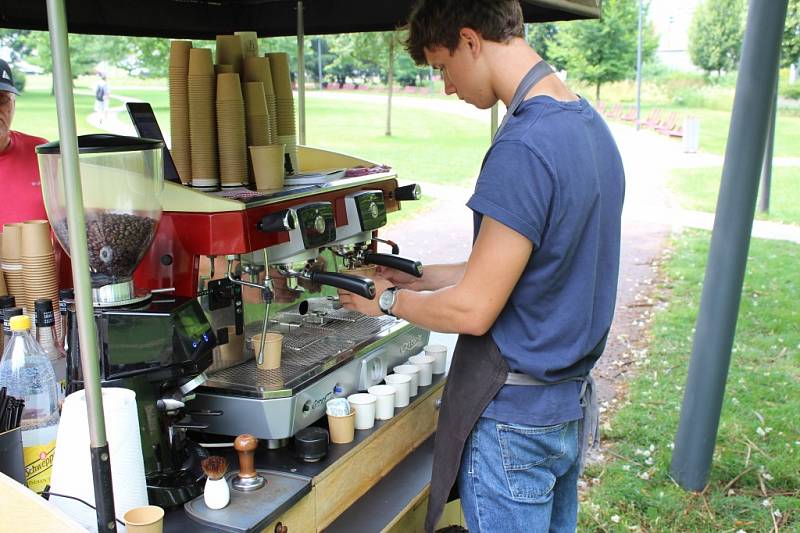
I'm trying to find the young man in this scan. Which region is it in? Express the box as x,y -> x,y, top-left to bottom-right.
93,71 -> 110,124
338,1 -> 625,531
0,59 -> 49,226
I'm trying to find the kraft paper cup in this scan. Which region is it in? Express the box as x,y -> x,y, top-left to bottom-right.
367,384 -> 396,420
425,344 -> 448,374
214,64 -> 234,74
266,52 -> 293,99
216,72 -> 243,101
169,40 -> 192,68
235,31 -> 259,58
123,505 -> 164,533
384,374 -> 411,408
0,269 -> 6,296
251,332 -> 282,370
347,393 -> 376,430
215,34 -> 243,73
250,145 -> 284,190
243,57 -> 275,95
393,365 -> 420,396
243,82 -> 268,116
188,48 -> 214,76
327,411 -> 355,444
409,355 -> 435,386
21,220 -> 53,257
1,223 -> 22,262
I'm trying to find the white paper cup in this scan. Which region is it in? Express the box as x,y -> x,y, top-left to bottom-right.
393,365 -> 419,397
347,393 -> 376,430
367,384 -> 396,420
408,354 -> 434,386
424,344 -> 448,374
384,374 -> 411,408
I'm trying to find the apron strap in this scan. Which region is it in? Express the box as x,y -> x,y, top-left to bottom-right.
494,60 -> 554,140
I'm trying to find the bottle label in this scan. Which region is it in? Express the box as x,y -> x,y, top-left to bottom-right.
23,441 -> 56,493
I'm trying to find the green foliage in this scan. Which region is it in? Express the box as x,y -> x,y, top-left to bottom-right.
11,68 -> 26,92
784,0 -> 800,67
526,23 -> 562,70
580,230 -> 800,532
688,0 -> 745,77
551,0 -> 659,100
781,81 -> 800,100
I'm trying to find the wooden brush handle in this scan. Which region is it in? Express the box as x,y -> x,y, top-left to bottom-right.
234,434 -> 258,478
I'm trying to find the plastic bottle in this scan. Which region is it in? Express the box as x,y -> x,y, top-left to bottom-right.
35,299 -> 67,403
2,306 -> 23,353
0,314 -> 60,493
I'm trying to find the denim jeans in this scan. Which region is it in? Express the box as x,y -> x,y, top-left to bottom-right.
457,417 -> 580,532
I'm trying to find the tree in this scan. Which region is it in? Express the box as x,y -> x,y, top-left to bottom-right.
551,0 -> 658,100
526,23 -> 564,70
688,0 -> 745,77
783,0 -> 800,69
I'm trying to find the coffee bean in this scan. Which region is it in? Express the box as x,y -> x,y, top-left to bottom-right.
54,213 -> 157,282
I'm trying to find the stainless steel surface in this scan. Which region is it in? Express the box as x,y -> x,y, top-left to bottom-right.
179,372 -> 208,396
92,280 -> 152,307
231,473 -> 266,492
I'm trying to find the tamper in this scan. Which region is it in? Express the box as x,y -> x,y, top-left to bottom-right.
231,434 -> 266,491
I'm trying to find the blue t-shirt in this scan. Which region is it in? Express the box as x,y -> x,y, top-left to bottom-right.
467,96 -> 625,427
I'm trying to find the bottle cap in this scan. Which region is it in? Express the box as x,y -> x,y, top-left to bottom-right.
59,288 -> 74,300
3,306 -> 22,321
35,299 -> 55,327
9,314 -> 31,332
0,295 -> 15,309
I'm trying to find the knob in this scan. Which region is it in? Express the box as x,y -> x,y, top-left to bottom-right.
275,523 -> 288,533
231,434 -> 266,491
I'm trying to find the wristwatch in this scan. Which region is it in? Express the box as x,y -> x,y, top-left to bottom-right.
378,287 -> 400,317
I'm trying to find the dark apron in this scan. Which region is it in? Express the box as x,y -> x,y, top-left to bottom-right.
424,61 -> 557,533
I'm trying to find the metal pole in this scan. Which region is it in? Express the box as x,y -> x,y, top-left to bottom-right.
670,0 -> 789,491
297,1 -> 306,145
758,71 -> 778,214
317,37 -> 323,90
45,0 -> 116,530
635,0 -> 644,130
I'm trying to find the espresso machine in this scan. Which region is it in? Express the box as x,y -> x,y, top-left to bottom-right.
37,135 -> 220,506
132,148 -> 429,446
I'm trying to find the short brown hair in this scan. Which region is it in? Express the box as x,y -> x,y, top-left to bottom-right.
405,0 -> 525,65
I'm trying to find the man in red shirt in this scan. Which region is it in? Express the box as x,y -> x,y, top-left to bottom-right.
0,59 -> 49,227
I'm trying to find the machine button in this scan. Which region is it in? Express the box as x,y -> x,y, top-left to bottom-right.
160,254 -> 173,266
333,384 -> 343,395
313,215 -> 327,234
302,400 -> 312,414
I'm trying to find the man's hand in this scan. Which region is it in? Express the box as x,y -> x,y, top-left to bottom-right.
374,266 -> 421,290
338,275 -> 394,316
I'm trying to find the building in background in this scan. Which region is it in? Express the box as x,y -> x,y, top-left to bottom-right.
648,0 -> 702,71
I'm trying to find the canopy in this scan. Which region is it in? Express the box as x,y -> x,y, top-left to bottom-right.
0,0 -> 600,38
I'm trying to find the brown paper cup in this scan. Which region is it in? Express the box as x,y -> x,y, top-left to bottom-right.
235,31 -> 259,58
0,269 -> 6,296
123,505 -> 165,533
216,72 -> 243,101
327,411 -> 356,444
243,57 -> 275,95
214,64 -> 234,75
266,53 -> 293,99
249,145 -> 284,190
1,224 -> 23,262
252,332 -> 282,370
215,35 -> 243,73
21,220 -> 53,257
243,82 -> 268,116
188,48 -> 214,76
169,40 -> 192,68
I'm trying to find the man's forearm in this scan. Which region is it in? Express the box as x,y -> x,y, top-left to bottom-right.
414,262 -> 466,291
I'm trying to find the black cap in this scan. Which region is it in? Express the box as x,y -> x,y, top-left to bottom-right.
3,307 -> 22,320
0,59 -> 20,96
35,299 -> 55,327
0,295 -> 15,309
59,288 -> 74,300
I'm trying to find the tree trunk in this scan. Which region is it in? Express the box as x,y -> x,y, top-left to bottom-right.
386,35 -> 395,137
595,82 -> 601,102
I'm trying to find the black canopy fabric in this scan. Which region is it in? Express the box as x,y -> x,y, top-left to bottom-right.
0,0 -> 599,38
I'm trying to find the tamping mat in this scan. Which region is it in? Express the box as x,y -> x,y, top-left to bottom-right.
184,469 -> 311,533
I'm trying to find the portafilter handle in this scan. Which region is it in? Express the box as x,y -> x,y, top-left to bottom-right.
307,271 -> 376,299
362,251 -> 423,278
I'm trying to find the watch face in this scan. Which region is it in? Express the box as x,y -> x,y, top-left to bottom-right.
379,288 -> 395,312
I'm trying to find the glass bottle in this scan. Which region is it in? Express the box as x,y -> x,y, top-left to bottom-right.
2,306 -> 23,354
35,299 -> 67,403
0,314 -> 60,493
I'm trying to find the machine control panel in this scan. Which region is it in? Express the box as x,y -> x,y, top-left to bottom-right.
296,202 -> 336,249
352,191 -> 387,232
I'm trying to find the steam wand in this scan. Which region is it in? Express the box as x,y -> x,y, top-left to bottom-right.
225,253 -> 273,366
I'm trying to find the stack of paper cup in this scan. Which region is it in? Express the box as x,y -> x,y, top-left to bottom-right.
187,48 -> 218,188
393,364 -> 420,397
243,57 -> 278,142
50,388 -> 148,532
216,73 -> 248,187
1,224 -> 24,305
235,31 -> 260,58
425,344 -> 448,374
20,221 -> 59,337
243,82 -> 272,146
409,354 -> 434,386
214,64 -> 234,75
168,40 -> 192,185
267,52 -> 298,172
215,34 -> 243,74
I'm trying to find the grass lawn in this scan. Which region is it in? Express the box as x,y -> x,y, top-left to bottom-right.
13,89 -> 105,141
580,230 -> 800,532
668,166 -> 800,226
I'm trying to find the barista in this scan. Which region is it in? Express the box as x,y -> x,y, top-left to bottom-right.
0,59 -> 49,227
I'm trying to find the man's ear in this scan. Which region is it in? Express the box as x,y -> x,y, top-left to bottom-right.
459,28 -> 482,59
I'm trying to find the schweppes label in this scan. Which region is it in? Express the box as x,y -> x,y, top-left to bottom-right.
23,441 -> 56,493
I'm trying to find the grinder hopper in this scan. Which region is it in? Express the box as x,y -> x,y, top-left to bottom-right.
36,134 -> 165,306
